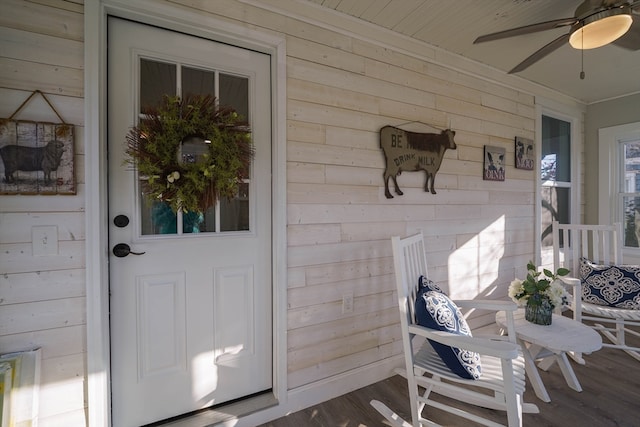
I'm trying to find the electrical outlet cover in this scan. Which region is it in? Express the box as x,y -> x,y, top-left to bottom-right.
32,225 -> 58,256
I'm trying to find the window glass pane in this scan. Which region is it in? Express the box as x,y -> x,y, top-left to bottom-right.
623,196 -> 640,247
139,59 -> 177,235
541,187 -> 570,246
220,183 -> 250,232
622,141 -> 640,248
219,73 -> 249,120
182,211 -> 205,233
182,206 -> 215,233
138,63 -> 252,236
541,115 -> 571,182
140,59 -> 176,108
182,67 -> 215,99
624,141 -> 640,191
149,201 -> 178,235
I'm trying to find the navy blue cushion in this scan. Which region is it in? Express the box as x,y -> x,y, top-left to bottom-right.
418,275 -> 444,293
580,258 -> 640,309
415,290 -> 482,380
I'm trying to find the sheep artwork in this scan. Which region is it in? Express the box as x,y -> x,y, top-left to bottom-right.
0,140 -> 65,184
380,126 -> 457,198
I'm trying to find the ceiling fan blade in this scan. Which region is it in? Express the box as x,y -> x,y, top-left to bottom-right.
612,15 -> 640,49
509,33 -> 571,73
474,18 -> 577,44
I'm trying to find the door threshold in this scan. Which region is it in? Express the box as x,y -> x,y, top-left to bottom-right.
153,391 -> 278,427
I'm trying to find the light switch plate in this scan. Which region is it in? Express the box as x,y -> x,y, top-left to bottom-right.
32,225 -> 58,256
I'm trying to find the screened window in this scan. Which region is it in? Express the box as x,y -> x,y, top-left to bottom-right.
619,138 -> 640,248
541,115 -> 571,246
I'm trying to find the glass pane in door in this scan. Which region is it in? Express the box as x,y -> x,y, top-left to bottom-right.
219,73 -> 251,232
182,67 -> 215,98
138,63 -> 252,235
139,59 -> 177,235
221,183 -> 249,231
219,73 -> 248,118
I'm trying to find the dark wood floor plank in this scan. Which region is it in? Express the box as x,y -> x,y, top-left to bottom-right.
259,329 -> 640,427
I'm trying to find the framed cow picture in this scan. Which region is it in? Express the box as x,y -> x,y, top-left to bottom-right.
515,136 -> 534,170
483,145 -> 505,181
0,119 -> 75,195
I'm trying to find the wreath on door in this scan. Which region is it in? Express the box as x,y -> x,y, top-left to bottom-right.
125,94 -> 253,214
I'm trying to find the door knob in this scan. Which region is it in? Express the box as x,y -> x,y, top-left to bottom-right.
112,243 -> 145,257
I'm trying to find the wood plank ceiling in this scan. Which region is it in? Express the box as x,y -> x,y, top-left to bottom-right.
306,0 -> 640,104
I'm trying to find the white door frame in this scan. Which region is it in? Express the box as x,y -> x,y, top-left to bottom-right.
84,2 -> 287,425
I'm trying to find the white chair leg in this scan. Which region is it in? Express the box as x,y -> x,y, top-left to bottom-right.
370,400 -> 413,427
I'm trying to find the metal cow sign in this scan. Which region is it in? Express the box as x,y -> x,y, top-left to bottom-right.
380,125 -> 457,198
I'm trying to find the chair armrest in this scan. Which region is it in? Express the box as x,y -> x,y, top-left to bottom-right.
408,324 -> 520,359
454,299 -> 518,312
560,276 -> 583,322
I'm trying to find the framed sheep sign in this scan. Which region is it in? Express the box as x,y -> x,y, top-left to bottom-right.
0,119 -> 75,195
380,125 -> 457,198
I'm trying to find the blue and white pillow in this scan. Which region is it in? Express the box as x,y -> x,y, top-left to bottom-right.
415,289 -> 482,380
579,257 -> 640,310
418,275 -> 444,293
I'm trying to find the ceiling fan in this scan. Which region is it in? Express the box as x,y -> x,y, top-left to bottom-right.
474,0 -> 640,74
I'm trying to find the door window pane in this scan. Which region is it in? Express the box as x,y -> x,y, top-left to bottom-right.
182,67 -> 215,98
138,61 -> 251,236
219,73 -> 249,119
221,183 -> 250,232
140,59 -> 176,108
139,59 -> 177,235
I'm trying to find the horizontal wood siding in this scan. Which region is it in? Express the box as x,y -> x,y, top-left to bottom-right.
0,0 -> 584,425
0,0 -> 86,425
176,0 -> 538,390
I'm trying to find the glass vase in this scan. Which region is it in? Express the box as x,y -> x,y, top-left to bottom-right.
525,298 -> 553,325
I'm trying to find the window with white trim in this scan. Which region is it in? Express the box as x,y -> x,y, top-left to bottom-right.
619,136 -> 640,248
540,114 -> 572,246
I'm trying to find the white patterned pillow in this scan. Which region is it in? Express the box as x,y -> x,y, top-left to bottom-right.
415,290 -> 482,380
579,257 -> 640,309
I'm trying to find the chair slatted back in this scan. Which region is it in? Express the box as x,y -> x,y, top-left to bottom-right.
552,221 -> 623,276
391,233 -> 428,332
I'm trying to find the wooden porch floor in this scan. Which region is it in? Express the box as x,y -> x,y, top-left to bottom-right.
259,330 -> 640,427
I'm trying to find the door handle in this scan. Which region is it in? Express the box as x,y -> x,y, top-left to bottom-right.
112,243 -> 146,257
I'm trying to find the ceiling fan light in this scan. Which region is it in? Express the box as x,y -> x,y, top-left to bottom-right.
569,13 -> 632,49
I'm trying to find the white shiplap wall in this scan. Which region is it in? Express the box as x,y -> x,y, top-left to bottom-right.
184,0 -> 539,389
0,0 -> 86,425
0,0 -> 583,425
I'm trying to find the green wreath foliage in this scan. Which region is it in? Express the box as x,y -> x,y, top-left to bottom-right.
125,95 -> 253,213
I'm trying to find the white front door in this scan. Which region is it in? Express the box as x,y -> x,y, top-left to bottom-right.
107,18 -> 272,427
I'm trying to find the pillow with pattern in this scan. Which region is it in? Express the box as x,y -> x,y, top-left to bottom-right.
415,275 -> 447,333
415,289 -> 482,380
579,257 -> 640,310
418,275 -> 444,293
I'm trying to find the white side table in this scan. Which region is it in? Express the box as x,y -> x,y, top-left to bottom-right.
495,308 -> 602,403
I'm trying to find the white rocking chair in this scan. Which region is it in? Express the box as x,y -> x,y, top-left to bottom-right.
371,233 -> 538,427
552,221 -> 640,362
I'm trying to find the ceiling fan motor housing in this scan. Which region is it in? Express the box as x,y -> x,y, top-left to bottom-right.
569,4 -> 633,49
